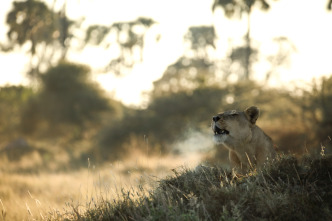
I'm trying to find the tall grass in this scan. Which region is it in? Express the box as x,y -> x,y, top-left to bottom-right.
2,139 -> 332,220
56,154 -> 332,220
0,151 -> 201,220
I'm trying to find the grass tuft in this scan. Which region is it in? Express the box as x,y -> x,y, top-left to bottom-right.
56,155 -> 332,220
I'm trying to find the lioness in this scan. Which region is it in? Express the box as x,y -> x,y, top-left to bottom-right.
212,106 -> 276,171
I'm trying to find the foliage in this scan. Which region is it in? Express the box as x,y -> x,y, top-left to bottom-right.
152,24 -> 218,97
152,57 -> 217,96
21,61 -> 111,136
328,0 -> 332,10
184,26 -> 216,58
6,0 -> 57,52
319,77 -> 332,130
98,87 -> 228,160
57,155 -> 332,220
212,0 -> 278,80
98,78 -> 326,161
265,37 -> 296,81
229,45 -> 258,79
212,0 -> 272,17
0,86 -> 33,140
298,76 -> 332,154
0,0 -> 330,173
84,17 -> 157,75
3,0 -> 78,77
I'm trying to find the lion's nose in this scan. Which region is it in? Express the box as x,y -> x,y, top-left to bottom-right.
212,116 -> 220,122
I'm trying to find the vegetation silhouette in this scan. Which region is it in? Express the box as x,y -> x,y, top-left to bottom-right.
212,0 -> 278,80
21,61 -> 111,137
2,0 -> 80,78
0,0 -> 330,172
0,86 -> 33,140
84,17 -> 157,75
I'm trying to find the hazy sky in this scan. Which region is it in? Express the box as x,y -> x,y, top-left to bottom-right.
0,0 -> 332,105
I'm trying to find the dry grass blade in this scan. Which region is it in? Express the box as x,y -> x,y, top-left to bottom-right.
0,199 -> 6,221
54,155 -> 332,221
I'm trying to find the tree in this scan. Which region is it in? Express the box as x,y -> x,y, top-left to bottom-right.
152,25 -> 218,96
21,61 -> 111,136
2,0 -> 78,78
212,0 -> 277,80
184,26 -> 216,58
152,57 -> 216,96
84,17 -> 157,75
265,37 -> 296,82
98,86 -> 228,159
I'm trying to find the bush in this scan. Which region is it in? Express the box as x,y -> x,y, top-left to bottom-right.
0,85 -> 33,140
21,61 -> 111,136
98,80 -> 318,162
97,87 -> 227,160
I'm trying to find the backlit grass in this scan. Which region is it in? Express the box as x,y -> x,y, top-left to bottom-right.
55,154 -> 332,221
0,151 -> 201,221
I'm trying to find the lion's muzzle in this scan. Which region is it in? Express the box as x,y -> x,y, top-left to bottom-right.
213,125 -> 229,135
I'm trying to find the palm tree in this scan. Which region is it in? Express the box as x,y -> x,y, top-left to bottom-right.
212,0 -> 275,80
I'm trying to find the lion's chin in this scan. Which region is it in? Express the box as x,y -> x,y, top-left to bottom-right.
213,134 -> 227,144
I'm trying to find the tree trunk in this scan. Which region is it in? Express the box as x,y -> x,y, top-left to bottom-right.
244,8 -> 252,80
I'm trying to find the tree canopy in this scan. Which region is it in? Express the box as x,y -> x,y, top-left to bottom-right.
21,61 -> 111,136
84,17 -> 157,75
212,0 -> 277,80
3,0 -> 78,77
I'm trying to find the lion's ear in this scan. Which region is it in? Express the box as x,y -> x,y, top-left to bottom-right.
244,106 -> 259,124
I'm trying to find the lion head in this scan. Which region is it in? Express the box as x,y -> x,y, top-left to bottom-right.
211,106 -> 275,171
211,106 -> 259,149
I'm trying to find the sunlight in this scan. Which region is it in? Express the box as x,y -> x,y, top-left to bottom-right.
1,0 -> 331,105
1,1 -> 332,219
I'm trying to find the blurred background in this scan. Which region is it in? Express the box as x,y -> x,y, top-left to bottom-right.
0,0 -> 332,170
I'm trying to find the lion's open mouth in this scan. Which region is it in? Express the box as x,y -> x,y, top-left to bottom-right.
213,126 -> 229,135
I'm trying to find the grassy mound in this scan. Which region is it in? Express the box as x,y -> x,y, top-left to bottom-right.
57,155 -> 332,220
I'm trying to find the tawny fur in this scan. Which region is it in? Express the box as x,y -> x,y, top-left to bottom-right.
212,106 -> 276,172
